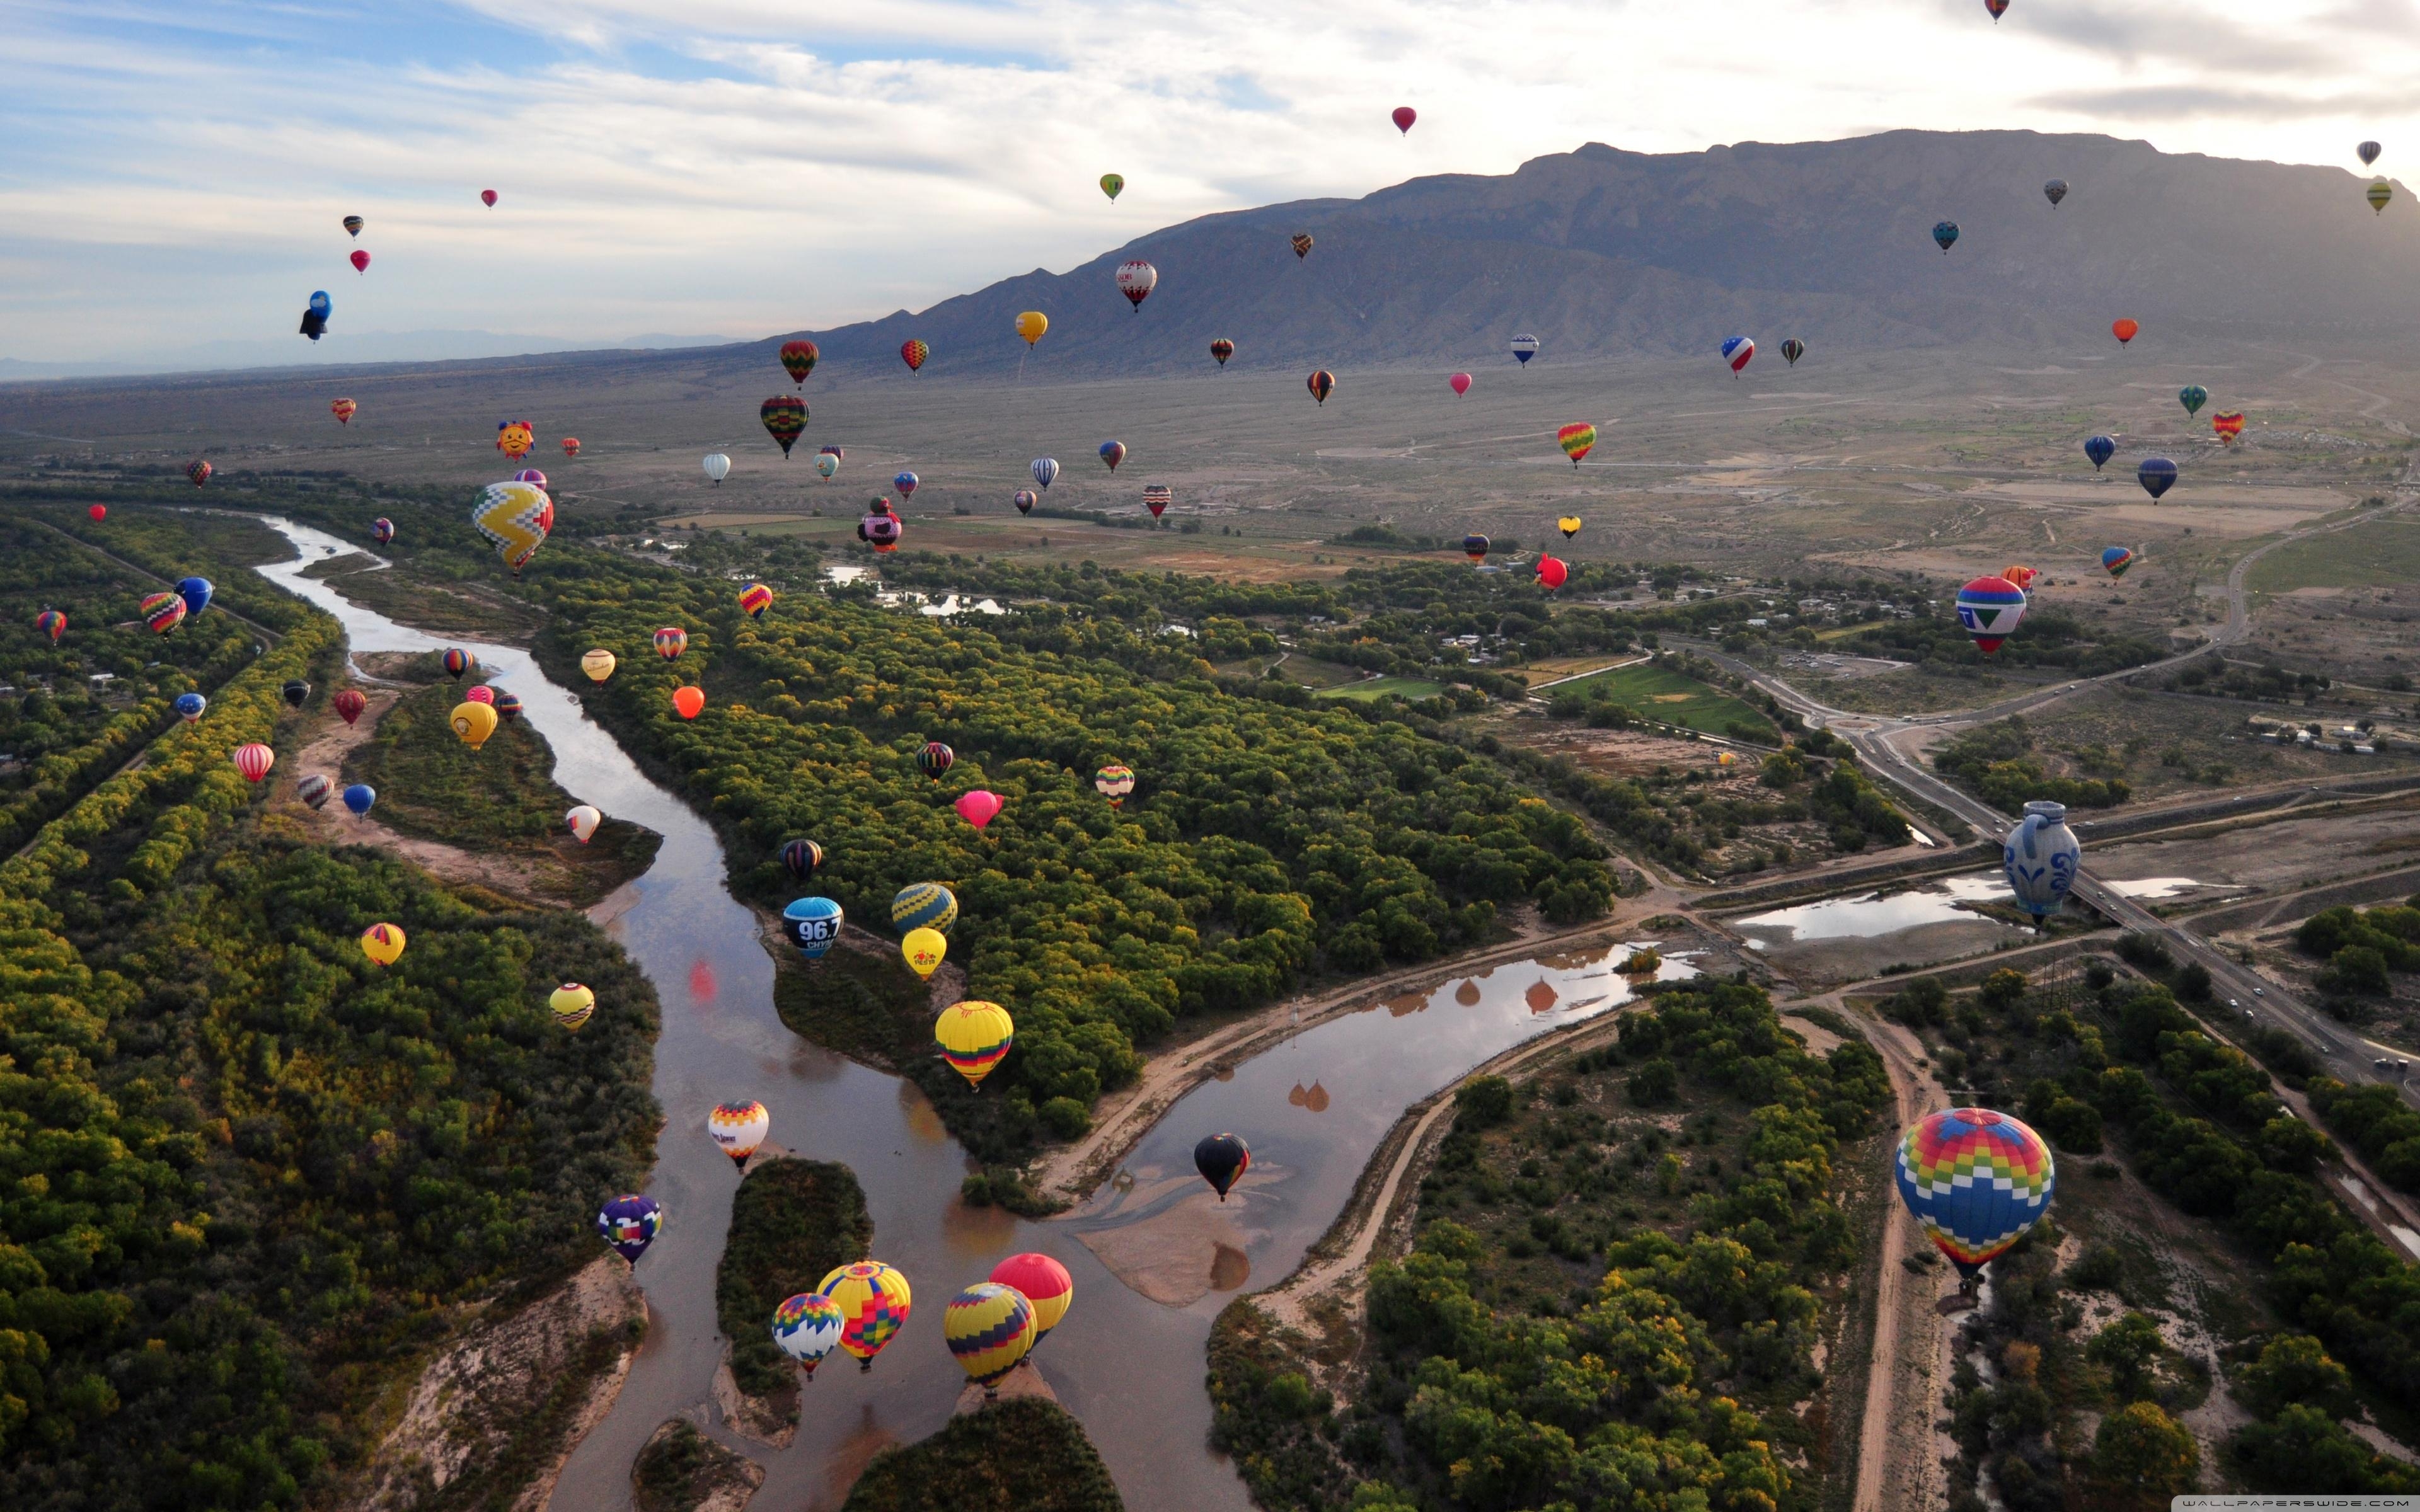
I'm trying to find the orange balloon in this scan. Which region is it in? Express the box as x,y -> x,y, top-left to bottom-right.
2111,318 -> 2139,345
673,686 -> 706,719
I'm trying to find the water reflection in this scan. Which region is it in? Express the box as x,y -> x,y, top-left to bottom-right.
1524,980 -> 1559,1014
1735,873 -> 2012,948
1286,1082 -> 1332,1113
1453,979 -> 1483,1006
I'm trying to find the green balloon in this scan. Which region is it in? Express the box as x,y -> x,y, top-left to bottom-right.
1099,173 -> 1124,202
2179,384 -> 2209,418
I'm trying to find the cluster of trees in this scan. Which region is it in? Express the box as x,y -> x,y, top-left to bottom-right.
2295,898 -> 2420,1004
717,1160 -> 871,1424
1838,603 -> 2165,676
843,1398 -> 1124,1511
2170,656 -> 2331,704
1933,718 -> 2133,810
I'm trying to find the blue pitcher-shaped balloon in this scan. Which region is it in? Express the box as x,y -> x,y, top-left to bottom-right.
2003,800 -> 2080,919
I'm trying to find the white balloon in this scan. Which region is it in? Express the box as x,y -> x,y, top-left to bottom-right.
566,805 -> 602,844
703,452 -> 732,483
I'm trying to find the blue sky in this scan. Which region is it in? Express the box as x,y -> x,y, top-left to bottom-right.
4,0 -> 2413,368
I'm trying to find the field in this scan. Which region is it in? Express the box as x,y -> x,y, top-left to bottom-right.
1544,658 -> 1775,736
2248,511 -> 2420,596
1313,673 -> 1448,702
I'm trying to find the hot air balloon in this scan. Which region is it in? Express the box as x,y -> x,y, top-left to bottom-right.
859,508 -> 901,553
1448,372 -> 1472,397
1016,311 -> 1048,346
1985,0 -> 2009,18
1462,534 -> 1490,565
297,774 -> 331,810
1954,576 -> 2027,655
739,582 -> 775,619
815,453 -> 839,481
2360,141 -> 2383,167
187,459 -> 212,486
2211,412 -> 2245,445
703,453 -> 731,485
598,1194 -> 662,1265
1780,338 -> 1806,367
780,340 -> 819,386
818,1262 -> 912,1372
342,783 -> 375,818
946,1283 -> 1037,1395
2083,435 -> 2116,472
442,648 -> 475,680
1391,105 -> 1417,134
1290,232 -> 1314,259
299,292 -> 330,341
470,480 -> 553,576
1535,556 -> 1569,591
480,188 -> 498,207
761,396 -> 807,456
35,609 -> 65,643
2138,457 -> 2179,501
773,1292 -> 845,1380
1095,763 -> 1135,807
654,627 -> 688,660
894,471 -> 919,499
900,339 -> 929,372
1511,333 -> 1539,365
821,445 -> 843,462
935,1000 -> 1015,1089
1013,489 -> 1037,515
2003,799 -> 2080,918
1196,1132 -> 1250,1200
2111,318 -> 2139,346
343,214 -> 364,238
1098,440 -> 1126,472
87,504 -> 105,521
1720,336 -> 1754,376
708,1101 -> 769,1169
1210,338 -> 1235,366
1143,484 -> 1171,519
1030,457 -> 1060,490
2000,564 -> 2037,592
551,982 -> 596,1030
2100,546 -> 2135,578
468,687 -> 497,709
495,691 -> 522,722
1099,173 -> 1124,202
783,896 -> 843,960
1895,1108 -> 2054,1288
359,922 -> 406,966
902,927 -> 947,980
2044,179 -> 2068,206
141,592 -> 187,634
1306,370 -> 1335,404
174,692 -> 205,722
954,790 -> 1005,830
332,397 -> 357,425
282,679 -> 310,708
1114,260 -> 1158,311
1556,423 -> 1596,467
371,517 -> 394,544
176,576 -> 214,617
916,742 -> 955,782
451,701 -> 498,749
990,1254 -> 1072,1348
2178,384 -> 2208,418
1557,517 -> 1582,540
567,805 -> 602,844
892,881 -> 958,934
580,649 -> 616,684
1932,220 -> 1959,253
2369,180 -> 2394,215
562,437 -> 580,459
495,420 -> 534,459
350,250 -> 370,275
673,686 -> 706,719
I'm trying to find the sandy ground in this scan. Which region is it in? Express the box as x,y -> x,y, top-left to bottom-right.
1743,915 -> 2028,988
952,1360 -> 1061,1417
2089,800 -> 2420,896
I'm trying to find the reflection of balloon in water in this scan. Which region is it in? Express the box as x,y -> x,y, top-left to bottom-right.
783,896 -> 843,959
709,1100 -> 769,1168
1931,220 -> 1959,252
654,627 -> 688,660
342,784 -> 374,817
297,774 -> 331,809
2100,546 -> 2135,578
934,1000 -> 1015,1089
1030,457 -> 1059,490
451,702 -> 499,749
780,340 -> 819,386
1306,370 -> 1335,404
580,649 -> 616,683
1013,488 -> 1036,515
2043,179 -> 2067,207
781,838 -> 824,882
2111,318 -> 2138,345
2003,799 -> 2080,919
1195,1132 -> 1250,1201
954,790 -> 1005,830
470,480 -> 553,576
901,927 -> 947,980
1449,372 -> 1471,396
916,741 -> 955,782
142,592 -> 187,634
1556,423 -> 1596,466
1510,333 -> 1538,365
174,692 -> 205,722
989,1252 -> 1073,1346
2083,435 -> 2115,472
2178,384 -> 2207,417
1720,335 -> 1754,375
1098,173 -> 1124,202
2137,457 -> 2178,500
1461,534 -> 1490,565
551,983 -> 596,1031
1557,516 -> 1582,540
892,881 -> 958,935
1954,575 -> 2027,655
1209,338 -> 1234,366
947,1282 -> 1037,1392
702,453 -> 730,484
1095,762 -> 1136,806
817,1261 -> 912,1372
359,922 -> 406,966
673,686 -> 706,719
567,805 -> 602,844
597,1194 -> 662,1265
233,743 -> 274,782
1895,1108 -> 2054,1285
773,1292 -> 844,1380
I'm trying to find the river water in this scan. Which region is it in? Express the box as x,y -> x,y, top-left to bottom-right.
253,519 -> 1688,1509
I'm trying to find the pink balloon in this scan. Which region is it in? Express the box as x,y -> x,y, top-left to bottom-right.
1449,372 -> 1472,396
954,789 -> 1005,830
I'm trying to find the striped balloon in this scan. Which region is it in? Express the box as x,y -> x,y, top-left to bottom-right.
2100,546 -> 2134,578
1306,370 -> 1335,404
1720,335 -> 1754,375
1894,1108 -> 2054,1280
890,881 -> 958,936
945,1282 -> 1037,1389
934,1000 -> 1015,1090
231,742 -> 275,783
773,1291 -> 844,1378
1556,423 -> 1596,467
141,592 -> 187,635
1954,576 -> 2027,655
739,582 -> 775,619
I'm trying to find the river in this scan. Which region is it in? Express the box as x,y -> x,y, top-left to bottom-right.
253,518 -> 1688,1510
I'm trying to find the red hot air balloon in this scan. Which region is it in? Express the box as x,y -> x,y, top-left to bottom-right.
1985,0 -> 2008,16
480,189 -> 498,207
232,743 -> 275,783
1392,106 -> 1417,134
1535,556 -> 1569,591
88,504 -> 106,521
187,460 -> 212,487
333,689 -> 367,726
780,340 -> 819,386
900,340 -> 929,373
562,437 -> 580,458
954,790 -> 1005,830
350,250 -> 370,275
1209,338 -> 1234,366
1449,372 -> 1472,396
2112,318 -> 2138,346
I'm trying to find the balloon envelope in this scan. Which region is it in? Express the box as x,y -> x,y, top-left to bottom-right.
36,610 -> 66,643
783,896 -> 844,959
1391,106 -> 1416,134
780,340 -> 819,385
739,583 -> 775,619
781,838 -> 824,882
1510,334 -> 1538,364
142,592 -> 187,635
567,805 -> 602,844
1894,1108 -> 2054,1278
1449,372 -> 1472,396
359,922 -> 406,966
815,453 -> 839,480
1535,556 -> 1569,590
945,1282 -> 1037,1387
1780,338 -> 1806,366
580,649 -> 616,683
297,774 -> 331,809
894,471 -> 919,496
597,1194 -> 662,1264
773,1292 -> 844,1378
900,339 -> 929,372
673,686 -> 706,719
702,453 -> 731,483
709,1100 -> 769,1165
2043,179 -> 2068,206
1931,220 -> 1959,251
2100,546 -> 2135,578
2360,140 -> 2383,167
176,576 -> 214,617
1030,457 -> 1060,489
1098,173 -> 1124,202
1461,534 -> 1489,564
1557,517 -> 1582,539
470,481 -> 553,575
444,648 -> 475,680
1720,335 -> 1754,374
2112,318 -> 2140,345
1196,1132 -> 1251,1200
2003,800 -> 2080,918
2083,435 -> 2116,472
954,789 -> 1005,830
1114,260 -> 1157,309
450,701 -> 499,750
341,783 -> 375,816
901,927 -> 947,980
550,982 -> 596,1030
760,398 -> 807,456
1097,440 -> 1126,471
892,882 -> 959,936
1016,311 -> 1048,345
1306,370 -> 1335,404
1209,339 -> 1234,366
935,1000 -> 1015,1089
174,692 -> 205,722
1095,762 -> 1136,805
817,1261 -> 912,1369
464,685 -> 494,707
2138,457 -> 2179,500
916,741 -> 955,781
232,742 -> 274,782
1954,576 -> 2027,655
989,1253 -> 1073,1343
1555,423 -> 1596,465
282,679 -> 310,708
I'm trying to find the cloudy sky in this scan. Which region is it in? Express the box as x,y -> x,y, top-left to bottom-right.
3,0 -> 2409,367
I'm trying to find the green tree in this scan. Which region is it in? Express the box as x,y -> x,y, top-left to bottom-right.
2087,1314 -> 2167,1403
2091,1402 -> 2199,1507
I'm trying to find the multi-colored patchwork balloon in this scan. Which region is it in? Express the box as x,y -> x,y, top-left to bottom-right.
597,1194 -> 662,1265
35,609 -> 65,643
1894,1108 -> 2054,1281
899,338 -> 929,372
817,1261 -> 912,1371
1954,575 -> 2027,655
761,396 -> 807,456
1209,338 -> 1234,366
708,1100 -> 769,1169
470,479 -> 553,576
780,340 -> 819,386
773,1292 -> 845,1379
1095,763 -> 1135,807
915,741 -> 954,783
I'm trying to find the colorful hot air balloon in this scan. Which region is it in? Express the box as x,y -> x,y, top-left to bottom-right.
901,927 -> 947,980
465,685 -> 495,707
495,420 -> 534,459
2043,179 -> 2068,206
780,339 -> 819,386
900,339 -> 929,372
821,444 -> 844,462
1535,556 -> 1569,591
783,896 -> 843,960
176,576 -> 214,617
654,626 -> 688,660
2003,800 -> 2080,919
1290,232 -> 1314,259
480,188 -> 498,207
1510,333 -> 1538,365
551,983 -> 596,1031
1954,576 -> 2027,655
562,437 -> 581,459
35,609 -> 65,643
1557,517 -> 1582,540
2000,564 -> 2037,591
1985,0 -> 2010,19
1030,457 -> 1060,490
567,805 -> 602,844
1448,372 -> 1472,397
1097,440 -> 1126,472
709,1101 -> 769,1169
673,686 -> 706,719
2111,318 -> 2139,345
954,790 -> 1005,830
495,691 -> 522,722
989,1254 -> 1072,1346
297,774 -> 332,810
1720,336 -> 1754,376
331,397 -> 357,425
859,508 -> 901,553
350,249 -> 370,275
1932,220 -> 1959,253
1195,1132 -> 1250,1200
1556,423 -> 1596,467
815,453 -> 839,481
1391,106 -> 1417,134
934,1000 -> 1015,1089
597,1194 -> 662,1265
581,649 -> 616,684
773,1292 -> 845,1380
1095,762 -> 1135,807
371,517 -> 395,544
2360,141 -> 2383,167
174,692 -> 205,722
2178,384 -> 2208,418
2369,180 -> 2394,215
470,480 -> 553,576
2100,546 -> 2135,578
703,453 -> 731,484
1016,311 -> 1048,346
442,648 -> 474,680
1209,338 -> 1234,366
1099,173 -> 1124,202
343,214 -> 364,238
1894,1108 -> 2054,1285
2211,412 -> 2245,445
892,881 -> 958,935
342,783 -> 375,817
817,1262 -> 912,1372
2083,435 -> 2116,472
1143,484 -> 1171,519
88,504 -> 105,521
946,1282 -> 1037,1393
187,459 -> 212,486
1306,370 -> 1335,404
761,396 -> 808,456
1114,260 -> 1158,311
1013,489 -> 1037,515
2138,457 -> 2179,500
916,741 -> 955,782
1780,338 -> 1806,367
739,582 -> 775,619
282,679 -> 310,709
451,701 -> 499,750
894,471 -> 919,498
141,592 -> 187,634
1462,534 -> 1490,565
299,292 -> 330,341
359,921 -> 406,966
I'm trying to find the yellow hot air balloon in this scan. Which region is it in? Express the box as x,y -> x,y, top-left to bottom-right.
945,1281 -> 1037,1393
580,648 -> 616,684
360,922 -> 406,966
934,1001 -> 1015,1090
451,701 -> 499,750
1015,311 -> 1049,346
2369,179 -> 2394,215
550,982 -> 596,1029
818,1261 -> 912,1371
902,927 -> 947,980
1557,516 -> 1583,540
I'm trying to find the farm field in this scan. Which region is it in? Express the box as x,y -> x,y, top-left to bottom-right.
1548,658 -> 1776,736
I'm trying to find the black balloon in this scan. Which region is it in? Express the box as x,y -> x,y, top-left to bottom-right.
781,837 -> 823,883
282,679 -> 309,707
1194,1132 -> 1251,1201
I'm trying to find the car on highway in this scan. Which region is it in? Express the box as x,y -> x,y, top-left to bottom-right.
2253,987 -> 2264,997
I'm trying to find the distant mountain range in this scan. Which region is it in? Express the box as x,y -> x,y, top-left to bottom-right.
0,331 -> 727,383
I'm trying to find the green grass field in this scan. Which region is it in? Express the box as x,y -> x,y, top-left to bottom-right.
2247,513 -> 2420,595
1548,660 -> 1776,737
1315,674 -> 1451,702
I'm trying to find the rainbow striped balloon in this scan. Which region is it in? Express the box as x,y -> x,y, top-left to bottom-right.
738,582 -> 775,619
934,1000 -> 1015,1090
1894,1108 -> 2054,1279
